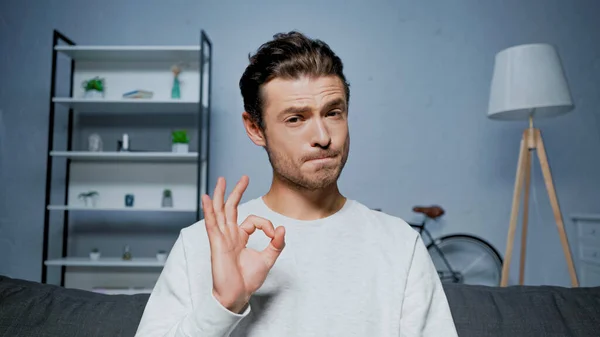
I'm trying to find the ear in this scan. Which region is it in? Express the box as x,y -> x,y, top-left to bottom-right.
242,111 -> 266,147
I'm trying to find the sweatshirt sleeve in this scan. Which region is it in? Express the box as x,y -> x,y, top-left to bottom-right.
399,235 -> 458,337
134,230 -> 250,336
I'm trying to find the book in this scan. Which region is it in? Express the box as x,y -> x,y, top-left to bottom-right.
122,90 -> 154,99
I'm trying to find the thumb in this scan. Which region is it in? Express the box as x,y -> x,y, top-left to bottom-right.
261,226 -> 285,267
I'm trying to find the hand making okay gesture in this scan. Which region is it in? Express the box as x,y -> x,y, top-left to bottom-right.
201,176 -> 286,314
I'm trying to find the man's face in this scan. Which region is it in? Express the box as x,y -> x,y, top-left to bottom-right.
258,75 -> 350,191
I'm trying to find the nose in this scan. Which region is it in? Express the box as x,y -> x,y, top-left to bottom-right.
310,118 -> 331,149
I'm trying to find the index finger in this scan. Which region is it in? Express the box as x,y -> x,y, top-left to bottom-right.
239,214 -> 276,238
225,175 -> 249,225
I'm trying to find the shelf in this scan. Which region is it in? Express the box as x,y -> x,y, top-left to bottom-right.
50,151 -> 199,162
571,214 -> 600,221
92,288 -> 154,295
55,45 -> 201,63
53,97 -> 200,114
44,257 -> 165,267
42,30 -> 212,292
47,205 -> 196,212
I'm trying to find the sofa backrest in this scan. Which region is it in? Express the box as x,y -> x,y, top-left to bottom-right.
1,275 -> 600,337
443,283 -> 600,337
0,275 -> 148,337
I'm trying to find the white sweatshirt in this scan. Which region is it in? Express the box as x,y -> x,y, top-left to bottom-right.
135,197 -> 458,337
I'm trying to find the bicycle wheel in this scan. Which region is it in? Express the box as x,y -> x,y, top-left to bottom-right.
426,234 -> 503,286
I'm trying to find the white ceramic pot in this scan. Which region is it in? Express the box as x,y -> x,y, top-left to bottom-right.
83,90 -> 104,99
162,196 -> 173,208
90,252 -> 101,261
172,143 -> 189,153
156,252 -> 167,262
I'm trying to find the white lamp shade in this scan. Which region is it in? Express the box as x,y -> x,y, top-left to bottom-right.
487,43 -> 574,121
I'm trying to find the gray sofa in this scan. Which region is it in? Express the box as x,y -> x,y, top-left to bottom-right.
0,275 -> 599,336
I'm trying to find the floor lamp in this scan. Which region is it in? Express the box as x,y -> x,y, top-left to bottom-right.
487,43 -> 579,287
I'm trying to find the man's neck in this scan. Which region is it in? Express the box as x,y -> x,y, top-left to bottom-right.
262,175 -> 347,221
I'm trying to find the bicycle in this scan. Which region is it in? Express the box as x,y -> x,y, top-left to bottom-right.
407,205 -> 503,286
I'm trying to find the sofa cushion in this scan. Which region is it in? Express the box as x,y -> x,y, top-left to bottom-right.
0,275 -> 149,337
443,283 -> 600,337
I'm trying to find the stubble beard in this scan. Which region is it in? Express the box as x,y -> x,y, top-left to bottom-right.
265,136 -> 350,192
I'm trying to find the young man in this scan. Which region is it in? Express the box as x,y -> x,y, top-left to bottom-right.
135,31 -> 458,337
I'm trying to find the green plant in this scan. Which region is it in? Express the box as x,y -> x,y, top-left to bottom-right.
82,77 -> 105,92
163,189 -> 172,197
91,248 -> 99,253
171,130 -> 189,144
78,191 -> 99,198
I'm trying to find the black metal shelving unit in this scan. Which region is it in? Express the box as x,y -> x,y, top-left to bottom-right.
41,29 -> 212,287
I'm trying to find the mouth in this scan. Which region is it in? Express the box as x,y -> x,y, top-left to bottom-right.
306,154 -> 337,164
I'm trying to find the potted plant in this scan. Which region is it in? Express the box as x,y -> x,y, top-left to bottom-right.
156,250 -> 168,262
171,130 -> 189,153
90,248 -> 101,261
162,189 -> 173,207
78,191 -> 99,207
82,76 -> 105,99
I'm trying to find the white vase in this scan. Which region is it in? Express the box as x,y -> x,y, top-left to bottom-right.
156,252 -> 167,262
83,90 -> 104,99
162,196 -> 173,208
90,252 -> 101,260
172,143 -> 189,153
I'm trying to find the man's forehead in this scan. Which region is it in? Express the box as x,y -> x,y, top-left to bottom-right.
262,75 -> 346,110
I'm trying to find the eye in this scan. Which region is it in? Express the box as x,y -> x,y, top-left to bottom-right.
286,116 -> 301,124
327,110 -> 342,117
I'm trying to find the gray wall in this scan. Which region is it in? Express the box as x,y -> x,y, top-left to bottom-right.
1,0 -> 599,287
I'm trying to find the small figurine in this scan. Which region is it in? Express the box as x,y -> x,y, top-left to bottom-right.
88,133 -> 103,152
78,191 -> 99,207
125,194 -> 134,207
122,245 -> 132,260
118,133 -> 130,152
171,65 -> 181,99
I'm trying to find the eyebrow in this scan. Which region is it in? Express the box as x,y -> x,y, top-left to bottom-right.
279,97 -> 347,116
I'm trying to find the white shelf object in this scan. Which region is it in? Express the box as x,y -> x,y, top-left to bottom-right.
53,97 -> 199,114
50,151 -> 199,162
47,205 -> 196,212
44,257 -> 165,267
55,45 -> 201,62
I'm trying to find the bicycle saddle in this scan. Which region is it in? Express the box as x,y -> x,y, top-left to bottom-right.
412,205 -> 445,219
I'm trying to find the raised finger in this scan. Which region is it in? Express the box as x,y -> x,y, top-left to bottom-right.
212,177 -> 226,229
202,194 -> 222,242
225,175 -> 249,226
239,215 -> 276,238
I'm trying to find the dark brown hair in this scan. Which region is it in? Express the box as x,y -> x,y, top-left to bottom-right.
239,31 -> 350,130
